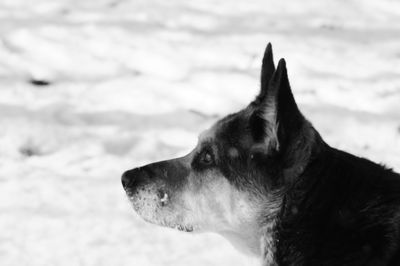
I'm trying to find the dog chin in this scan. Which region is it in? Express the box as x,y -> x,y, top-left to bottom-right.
141,214 -> 196,233
150,214 -> 197,233
127,196 -> 196,233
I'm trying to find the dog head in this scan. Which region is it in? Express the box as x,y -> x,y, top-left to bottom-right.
122,43 -> 317,255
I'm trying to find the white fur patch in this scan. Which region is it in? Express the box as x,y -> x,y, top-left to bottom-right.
129,184 -> 160,223
263,98 -> 280,150
129,183 -> 195,231
128,157 -> 282,263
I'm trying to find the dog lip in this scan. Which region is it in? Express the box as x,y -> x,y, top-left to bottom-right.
123,186 -> 133,195
175,224 -> 194,232
123,188 -> 137,201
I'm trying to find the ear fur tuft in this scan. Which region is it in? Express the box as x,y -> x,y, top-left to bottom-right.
253,43 -> 275,105
260,57 -> 303,152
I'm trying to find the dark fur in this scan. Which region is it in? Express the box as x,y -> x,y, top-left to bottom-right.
122,43 -> 400,265
276,146 -> 400,265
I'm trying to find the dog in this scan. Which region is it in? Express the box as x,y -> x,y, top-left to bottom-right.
122,43 -> 400,265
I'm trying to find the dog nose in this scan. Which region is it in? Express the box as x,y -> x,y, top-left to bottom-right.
121,169 -> 136,188
121,170 -> 134,188
121,167 -> 150,189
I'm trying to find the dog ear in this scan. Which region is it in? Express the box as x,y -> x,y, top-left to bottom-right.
260,58 -> 304,151
254,43 -> 275,105
250,57 -> 317,184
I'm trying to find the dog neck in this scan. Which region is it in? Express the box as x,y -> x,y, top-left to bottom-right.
219,125 -> 324,263
219,228 -> 263,256
259,219 -> 278,265
218,203 -> 280,264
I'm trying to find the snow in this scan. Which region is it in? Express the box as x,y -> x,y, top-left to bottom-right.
0,0 -> 400,265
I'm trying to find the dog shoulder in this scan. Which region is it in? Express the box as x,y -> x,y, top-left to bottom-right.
273,144 -> 400,265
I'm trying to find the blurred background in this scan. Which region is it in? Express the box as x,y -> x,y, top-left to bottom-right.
1,0 -> 400,265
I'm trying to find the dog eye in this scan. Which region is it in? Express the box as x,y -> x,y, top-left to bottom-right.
200,150 -> 213,165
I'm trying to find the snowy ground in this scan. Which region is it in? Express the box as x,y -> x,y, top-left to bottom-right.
0,0 -> 400,265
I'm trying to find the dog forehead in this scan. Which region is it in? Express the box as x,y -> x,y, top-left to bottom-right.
198,113 -> 240,140
199,109 -> 257,152
215,111 -> 254,146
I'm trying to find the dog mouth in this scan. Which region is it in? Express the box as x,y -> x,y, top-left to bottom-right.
169,223 -> 194,232
124,187 -> 196,233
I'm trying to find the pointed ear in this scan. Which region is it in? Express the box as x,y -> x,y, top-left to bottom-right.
261,58 -> 304,151
254,43 -> 275,104
250,58 -> 318,184
261,43 -> 275,94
